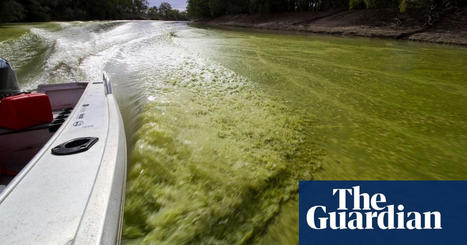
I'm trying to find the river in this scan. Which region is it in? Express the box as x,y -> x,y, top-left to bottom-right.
1,21 -> 466,244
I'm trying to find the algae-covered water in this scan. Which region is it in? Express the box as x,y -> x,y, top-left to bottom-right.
1,21 -> 466,244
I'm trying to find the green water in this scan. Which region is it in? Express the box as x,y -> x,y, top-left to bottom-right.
0,23 -> 61,41
179,27 -> 467,181
1,21 -> 466,244
123,27 -> 467,244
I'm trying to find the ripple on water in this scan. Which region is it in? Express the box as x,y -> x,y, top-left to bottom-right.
3,21 -> 465,245
122,57 -> 323,244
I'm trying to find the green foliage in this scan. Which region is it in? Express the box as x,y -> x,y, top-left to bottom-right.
400,0 -> 408,12
364,0 -> 377,8
209,0 -> 226,17
158,2 -> 172,17
0,0 -> 185,22
148,2 -> 187,20
399,0 -> 432,12
350,0 -> 399,9
187,0 -> 210,19
187,0 -> 458,17
188,0 -> 351,18
349,0 -> 365,9
0,0 -> 25,22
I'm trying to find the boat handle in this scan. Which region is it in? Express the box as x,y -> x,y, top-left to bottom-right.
103,72 -> 112,95
51,137 -> 99,156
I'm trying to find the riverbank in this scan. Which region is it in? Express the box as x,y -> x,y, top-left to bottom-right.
200,8 -> 467,46
2,20 -> 466,244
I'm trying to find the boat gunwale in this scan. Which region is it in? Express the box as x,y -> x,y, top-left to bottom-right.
0,82 -> 90,203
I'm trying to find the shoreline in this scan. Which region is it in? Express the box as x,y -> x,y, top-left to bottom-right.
198,8 -> 467,46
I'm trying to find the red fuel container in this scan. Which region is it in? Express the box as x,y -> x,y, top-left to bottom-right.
0,93 -> 53,130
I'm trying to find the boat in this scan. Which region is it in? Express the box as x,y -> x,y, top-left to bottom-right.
0,58 -> 127,244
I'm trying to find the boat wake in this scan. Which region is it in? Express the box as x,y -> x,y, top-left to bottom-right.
1,21 -> 321,244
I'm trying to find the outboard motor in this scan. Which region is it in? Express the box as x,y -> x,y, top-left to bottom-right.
0,58 -> 20,99
0,58 -> 53,130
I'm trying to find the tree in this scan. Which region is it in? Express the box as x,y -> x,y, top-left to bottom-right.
187,0 -> 210,19
186,0 -> 467,17
148,6 -> 159,19
158,2 -> 172,19
146,2 -> 188,21
0,0 -> 25,22
0,0 -> 153,22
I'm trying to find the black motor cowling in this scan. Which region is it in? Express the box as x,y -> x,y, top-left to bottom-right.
0,58 -> 20,99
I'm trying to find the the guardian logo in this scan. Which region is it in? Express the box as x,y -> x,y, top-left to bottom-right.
300,181 -> 467,245
307,186 -> 442,230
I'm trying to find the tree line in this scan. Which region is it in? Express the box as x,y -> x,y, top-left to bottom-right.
147,2 -> 188,20
0,0 -> 187,22
187,0 -> 467,18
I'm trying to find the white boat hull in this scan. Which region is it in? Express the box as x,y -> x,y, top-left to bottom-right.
0,74 -> 127,244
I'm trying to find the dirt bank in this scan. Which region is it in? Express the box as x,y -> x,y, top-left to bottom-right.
201,8 -> 467,46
